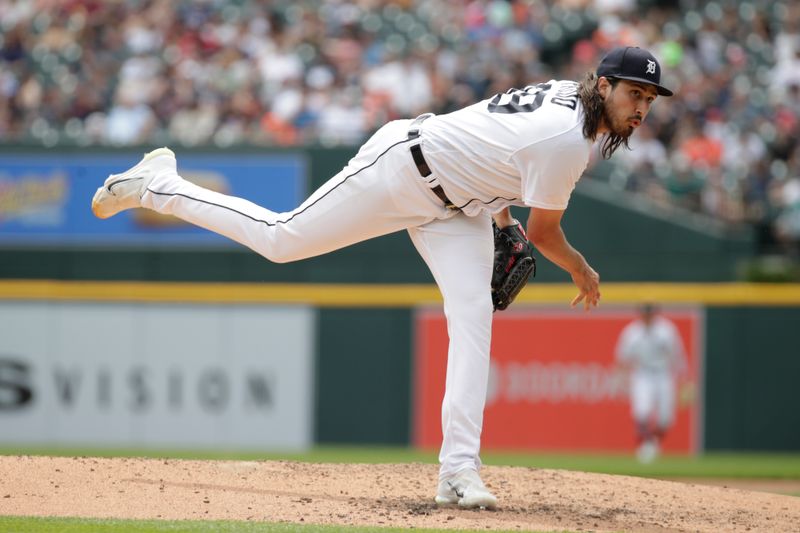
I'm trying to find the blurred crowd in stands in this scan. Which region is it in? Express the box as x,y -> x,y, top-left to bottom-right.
0,0 -> 799,256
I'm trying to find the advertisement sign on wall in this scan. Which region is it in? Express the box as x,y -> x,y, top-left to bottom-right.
414,307 -> 703,454
0,153 -> 306,246
0,302 -> 315,450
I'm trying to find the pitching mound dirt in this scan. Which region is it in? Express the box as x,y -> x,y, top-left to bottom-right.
1,456 -> 798,532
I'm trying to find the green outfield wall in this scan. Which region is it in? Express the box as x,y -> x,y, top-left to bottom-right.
704,306 -> 800,451
1,280 -> 798,452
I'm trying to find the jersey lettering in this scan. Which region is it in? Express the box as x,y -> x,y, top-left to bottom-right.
487,83 -> 551,114
551,82 -> 579,110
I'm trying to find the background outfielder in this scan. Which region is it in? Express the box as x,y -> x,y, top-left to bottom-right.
92,46 -> 673,509
615,304 -> 689,463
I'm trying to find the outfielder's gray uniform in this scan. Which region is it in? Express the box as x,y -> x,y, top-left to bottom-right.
135,80 -> 592,480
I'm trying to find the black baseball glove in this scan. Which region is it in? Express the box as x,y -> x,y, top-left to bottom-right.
491,221 -> 536,311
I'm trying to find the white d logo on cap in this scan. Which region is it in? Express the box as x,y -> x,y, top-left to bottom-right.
646,59 -> 656,75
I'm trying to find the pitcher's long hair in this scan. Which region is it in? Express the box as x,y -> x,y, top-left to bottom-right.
578,72 -> 630,160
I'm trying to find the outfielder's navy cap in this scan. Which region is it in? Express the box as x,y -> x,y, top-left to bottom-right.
596,46 -> 674,97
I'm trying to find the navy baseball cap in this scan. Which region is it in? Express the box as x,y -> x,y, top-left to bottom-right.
596,46 -> 673,97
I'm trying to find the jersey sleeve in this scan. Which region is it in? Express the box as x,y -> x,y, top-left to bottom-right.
511,129 -> 590,210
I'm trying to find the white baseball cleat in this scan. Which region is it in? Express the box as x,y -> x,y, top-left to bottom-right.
435,468 -> 498,510
91,147 -> 176,219
636,439 -> 659,464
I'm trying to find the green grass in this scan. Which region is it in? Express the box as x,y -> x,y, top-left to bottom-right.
482,450 -> 800,479
2,445 -> 800,479
0,516 -> 569,533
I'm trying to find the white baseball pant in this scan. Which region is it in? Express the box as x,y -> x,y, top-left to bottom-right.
630,370 -> 675,429
140,118 -> 495,479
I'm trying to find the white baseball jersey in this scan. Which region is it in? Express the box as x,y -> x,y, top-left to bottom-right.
615,316 -> 687,374
616,316 -> 687,427
421,80 -> 593,216
128,82 -> 595,484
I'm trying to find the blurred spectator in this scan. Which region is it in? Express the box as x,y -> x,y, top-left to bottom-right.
363,50 -> 434,119
617,123 -> 667,177
105,87 -> 157,146
317,88 -> 367,146
773,176 -> 800,256
675,117 -> 723,171
169,94 -> 219,147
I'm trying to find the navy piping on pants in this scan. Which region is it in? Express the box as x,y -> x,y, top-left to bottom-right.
145,137 -> 415,227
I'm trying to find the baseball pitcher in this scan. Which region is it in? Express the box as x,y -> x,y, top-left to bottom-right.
91,47 -> 673,509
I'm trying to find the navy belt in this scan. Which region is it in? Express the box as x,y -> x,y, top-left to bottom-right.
407,114 -> 458,210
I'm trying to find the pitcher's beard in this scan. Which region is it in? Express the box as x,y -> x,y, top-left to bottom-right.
597,104 -> 634,159
603,106 -> 635,140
